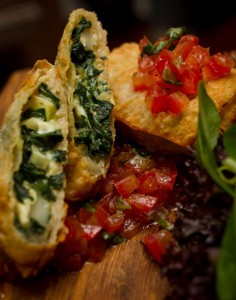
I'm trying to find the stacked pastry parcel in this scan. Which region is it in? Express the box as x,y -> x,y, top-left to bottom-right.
0,9 -> 115,277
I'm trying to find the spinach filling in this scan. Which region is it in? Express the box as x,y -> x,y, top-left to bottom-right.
13,83 -> 66,236
71,16 -> 114,156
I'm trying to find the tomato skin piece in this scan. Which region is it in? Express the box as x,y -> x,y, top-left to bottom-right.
126,193 -> 158,213
142,230 -> 177,263
114,174 -> 139,198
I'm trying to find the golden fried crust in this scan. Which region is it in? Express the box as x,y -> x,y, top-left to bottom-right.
108,43 -> 236,150
0,60 -> 68,277
55,9 -> 115,201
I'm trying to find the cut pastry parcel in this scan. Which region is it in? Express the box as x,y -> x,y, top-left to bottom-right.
0,60 -> 68,277
55,9 -> 115,201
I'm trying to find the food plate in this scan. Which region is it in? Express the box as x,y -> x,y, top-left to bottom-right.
0,70 -> 169,300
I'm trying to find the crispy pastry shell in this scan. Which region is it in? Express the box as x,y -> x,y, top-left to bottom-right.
55,9 -> 115,201
0,60 -> 68,277
108,43 -> 236,151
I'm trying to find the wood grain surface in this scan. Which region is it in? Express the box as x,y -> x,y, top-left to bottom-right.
0,70 -> 170,300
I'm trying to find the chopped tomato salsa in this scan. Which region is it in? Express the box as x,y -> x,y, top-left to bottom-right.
51,144 -> 180,272
132,27 -> 234,115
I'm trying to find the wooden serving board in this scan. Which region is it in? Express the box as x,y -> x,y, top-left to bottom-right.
0,70 -> 169,300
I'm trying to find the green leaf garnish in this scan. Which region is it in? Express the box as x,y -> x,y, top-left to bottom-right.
216,201 -> 236,300
196,80 -> 236,300
142,27 -> 186,56
196,81 -> 235,198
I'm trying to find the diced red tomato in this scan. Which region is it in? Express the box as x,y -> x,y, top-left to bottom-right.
124,153 -> 156,175
90,206 -> 110,227
126,193 -> 158,213
178,34 -> 199,45
154,161 -> 177,190
154,49 -> 177,75
124,207 -> 149,224
62,216 -> 87,256
104,211 -> 125,234
76,207 -> 92,224
132,72 -> 157,91
185,45 -> 210,69
142,230 -> 177,263
137,170 -> 160,195
64,216 -> 83,242
86,234 -> 107,263
173,40 -> 196,60
151,94 -> 168,114
114,174 -> 139,198
166,91 -> 189,114
180,67 -> 202,95
120,218 -> 141,239
133,31 -> 234,115
138,55 -> 156,74
101,177 -> 115,195
81,224 -> 102,241
202,52 -> 234,81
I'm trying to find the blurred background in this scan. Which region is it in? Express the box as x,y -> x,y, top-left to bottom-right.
0,0 -> 236,90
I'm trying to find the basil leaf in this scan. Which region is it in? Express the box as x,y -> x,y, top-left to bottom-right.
196,80 -> 236,300
197,81 -> 221,150
196,81 -> 235,198
142,27 -> 186,56
216,201 -> 236,300
223,124 -> 236,160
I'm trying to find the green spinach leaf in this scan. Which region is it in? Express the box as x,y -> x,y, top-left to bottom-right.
38,83 -> 60,109
21,108 -> 46,121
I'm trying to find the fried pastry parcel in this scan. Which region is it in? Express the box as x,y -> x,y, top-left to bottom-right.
108,42 -> 236,152
0,60 -> 68,277
56,9 -> 115,201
